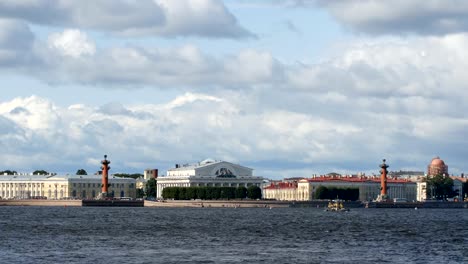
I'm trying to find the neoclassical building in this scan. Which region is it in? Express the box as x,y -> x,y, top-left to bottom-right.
0,175 -> 136,200
156,159 -> 263,198
263,175 -> 417,202
263,181 -> 298,201
298,176 -> 417,202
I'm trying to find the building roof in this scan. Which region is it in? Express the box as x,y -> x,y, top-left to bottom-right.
168,160 -> 253,171
264,182 -> 298,190
450,176 -> 468,183
0,174 -> 134,181
300,175 -> 414,184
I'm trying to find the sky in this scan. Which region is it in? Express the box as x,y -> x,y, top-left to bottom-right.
1,0 -> 468,179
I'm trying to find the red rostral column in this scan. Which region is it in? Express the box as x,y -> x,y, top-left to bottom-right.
380,159 -> 389,199
101,155 -> 111,197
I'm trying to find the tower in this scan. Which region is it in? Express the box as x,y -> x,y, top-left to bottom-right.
101,155 -> 111,197
377,159 -> 389,201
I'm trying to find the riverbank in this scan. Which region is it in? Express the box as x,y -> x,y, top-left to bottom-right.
0,199 -> 82,207
0,199 -> 291,208
1,199 -> 467,208
144,200 -> 291,208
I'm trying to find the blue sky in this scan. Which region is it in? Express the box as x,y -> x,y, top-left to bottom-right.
1,0 -> 467,179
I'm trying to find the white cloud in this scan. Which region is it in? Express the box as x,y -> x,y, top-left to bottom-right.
0,83 -> 467,177
48,29 -> 96,58
152,0 -> 253,38
0,19 -> 36,66
0,0 -> 252,38
314,0 -> 468,35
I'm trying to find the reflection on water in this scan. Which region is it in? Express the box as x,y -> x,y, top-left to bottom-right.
0,207 -> 466,264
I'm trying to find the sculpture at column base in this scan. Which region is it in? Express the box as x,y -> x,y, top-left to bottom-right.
375,194 -> 390,202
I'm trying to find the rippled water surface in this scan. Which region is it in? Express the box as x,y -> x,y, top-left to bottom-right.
0,207 -> 467,264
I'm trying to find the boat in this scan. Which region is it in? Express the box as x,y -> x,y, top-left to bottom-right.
325,200 -> 350,212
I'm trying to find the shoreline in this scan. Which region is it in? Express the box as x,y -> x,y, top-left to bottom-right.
0,199 -> 467,208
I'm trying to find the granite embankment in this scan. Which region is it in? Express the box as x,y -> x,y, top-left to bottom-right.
144,200 -> 292,208
0,199 -> 82,206
2,199 -> 466,208
0,199 -> 291,208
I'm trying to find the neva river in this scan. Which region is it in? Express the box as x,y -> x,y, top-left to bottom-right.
0,207 -> 466,264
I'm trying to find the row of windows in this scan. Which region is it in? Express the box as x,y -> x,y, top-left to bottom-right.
1,183 -> 46,187
72,183 -> 132,188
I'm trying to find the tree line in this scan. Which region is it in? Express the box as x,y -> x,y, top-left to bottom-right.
314,186 -> 359,201
162,186 -> 262,200
425,174 -> 458,199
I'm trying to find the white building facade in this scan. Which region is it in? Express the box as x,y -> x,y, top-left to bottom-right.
297,177 -> 417,202
0,175 -> 136,200
156,160 -> 263,198
262,176 -> 417,202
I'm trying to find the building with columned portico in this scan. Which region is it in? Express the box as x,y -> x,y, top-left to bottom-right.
156,159 -> 263,198
0,174 -> 136,200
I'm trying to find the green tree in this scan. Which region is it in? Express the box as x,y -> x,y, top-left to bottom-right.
0,170 -> 17,175
179,188 -> 187,200
113,173 -> 143,179
235,186 -> 247,199
220,187 -> 236,199
247,186 -> 262,200
426,174 -> 456,199
198,187 -> 207,200
186,187 -> 195,200
33,170 -> 48,175
314,186 -> 329,199
76,169 -> 87,175
136,188 -> 145,199
145,178 -> 157,198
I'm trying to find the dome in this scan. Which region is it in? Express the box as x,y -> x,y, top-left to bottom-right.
430,157 -> 445,166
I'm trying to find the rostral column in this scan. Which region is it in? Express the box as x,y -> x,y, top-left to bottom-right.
101,155 -> 111,197
379,159 -> 389,201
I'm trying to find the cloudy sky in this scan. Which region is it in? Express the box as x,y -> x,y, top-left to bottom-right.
1,0 -> 467,178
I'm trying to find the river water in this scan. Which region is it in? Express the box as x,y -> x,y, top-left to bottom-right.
0,207 -> 466,264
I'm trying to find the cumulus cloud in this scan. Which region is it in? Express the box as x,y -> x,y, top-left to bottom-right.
0,25 -> 276,87
313,0 -> 468,35
2,1 -> 468,177
1,87 -> 467,178
0,19 -> 36,66
0,0 -> 252,38
153,0 -> 253,38
48,29 -> 96,58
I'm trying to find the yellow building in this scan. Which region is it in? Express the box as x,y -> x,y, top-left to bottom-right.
263,181 -> 298,201
263,175 -> 417,202
0,175 -> 136,200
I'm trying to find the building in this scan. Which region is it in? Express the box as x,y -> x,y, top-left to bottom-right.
144,169 -> 158,180
263,181 -> 298,201
0,174 -> 136,200
298,176 -> 417,202
427,156 -> 448,176
263,175 -> 417,202
451,176 -> 467,200
156,159 -> 263,198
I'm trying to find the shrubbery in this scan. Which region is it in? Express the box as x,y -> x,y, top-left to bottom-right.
314,186 -> 359,201
162,186 -> 261,200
